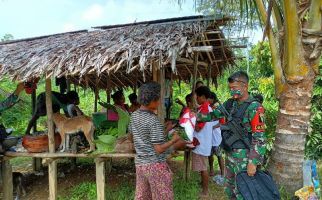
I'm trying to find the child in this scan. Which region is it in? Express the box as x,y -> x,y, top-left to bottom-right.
176,93 -> 193,118
66,91 -> 84,117
208,92 -> 225,186
192,86 -> 213,198
128,93 -> 140,113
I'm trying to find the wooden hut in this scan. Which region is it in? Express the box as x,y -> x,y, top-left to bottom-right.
0,15 -> 239,200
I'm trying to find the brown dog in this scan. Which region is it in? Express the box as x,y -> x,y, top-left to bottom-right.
52,113 -> 95,152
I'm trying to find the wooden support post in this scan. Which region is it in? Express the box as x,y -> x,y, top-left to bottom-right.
207,64 -> 211,87
31,89 -> 37,133
45,78 -> 57,200
159,67 -> 165,124
94,88 -> 98,112
32,158 -> 43,172
66,78 -> 71,92
184,149 -> 192,181
32,89 -> 44,172
1,160 -> 13,200
48,159 -> 58,200
106,76 -> 111,104
192,53 -> 199,107
95,158 -> 106,200
152,62 -> 165,123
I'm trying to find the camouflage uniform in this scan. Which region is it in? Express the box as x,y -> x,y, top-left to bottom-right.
198,96 -> 267,200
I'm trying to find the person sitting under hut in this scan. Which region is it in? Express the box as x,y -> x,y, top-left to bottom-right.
25,91 -> 80,135
66,91 -> 84,117
0,83 -> 25,152
111,90 -> 130,113
128,93 -> 140,113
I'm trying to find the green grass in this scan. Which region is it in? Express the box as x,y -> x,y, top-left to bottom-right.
57,162 -> 226,200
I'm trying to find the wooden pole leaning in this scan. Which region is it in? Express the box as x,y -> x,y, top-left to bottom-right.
45,78 -> 58,200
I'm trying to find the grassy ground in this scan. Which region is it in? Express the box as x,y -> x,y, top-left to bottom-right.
57,159 -> 227,200
5,156 -> 322,200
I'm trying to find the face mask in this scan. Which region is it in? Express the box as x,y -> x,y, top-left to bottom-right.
230,89 -> 242,98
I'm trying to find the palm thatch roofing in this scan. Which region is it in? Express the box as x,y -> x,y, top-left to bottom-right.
0,15 -> 237,89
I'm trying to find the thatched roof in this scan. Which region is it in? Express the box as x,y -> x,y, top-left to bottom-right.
0,15 -> 236,89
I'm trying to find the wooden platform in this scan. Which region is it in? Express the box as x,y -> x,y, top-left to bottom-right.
3,151 -> 135,159
1,150 -> 191,200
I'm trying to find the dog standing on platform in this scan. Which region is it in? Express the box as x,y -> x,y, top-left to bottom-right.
52,113 -> 95,152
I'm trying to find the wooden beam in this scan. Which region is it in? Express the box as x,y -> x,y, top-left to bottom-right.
1,160 -> 13,200
4,151 -> 135,158
177,57 -> 208,67
196,36 -> 249,43
189,45 -> 247,52
95,158 -> 106,200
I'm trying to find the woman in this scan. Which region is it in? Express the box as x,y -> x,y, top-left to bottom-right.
129,82 -> 186,200
111,90 -> 129,113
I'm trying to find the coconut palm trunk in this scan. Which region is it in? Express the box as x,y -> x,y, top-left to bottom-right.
255,0 -> 321,193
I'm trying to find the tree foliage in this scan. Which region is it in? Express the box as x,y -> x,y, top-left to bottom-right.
1,34 -> 14,42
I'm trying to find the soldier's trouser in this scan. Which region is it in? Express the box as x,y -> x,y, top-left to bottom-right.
224,149 -> 248,200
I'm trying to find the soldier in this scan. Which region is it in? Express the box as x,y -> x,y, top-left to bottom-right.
198,71 -> 267,200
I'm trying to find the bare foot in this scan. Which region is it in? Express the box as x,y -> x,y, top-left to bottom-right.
209,170 -> 215,176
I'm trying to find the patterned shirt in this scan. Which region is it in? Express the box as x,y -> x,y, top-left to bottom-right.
129,109 -> 168,165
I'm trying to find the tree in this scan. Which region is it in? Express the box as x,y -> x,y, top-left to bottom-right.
187,0 -> 322,193
1,34 -> 14,42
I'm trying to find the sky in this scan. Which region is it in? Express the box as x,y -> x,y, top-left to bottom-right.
0,0 -> 261,43
0,0 -> 200,39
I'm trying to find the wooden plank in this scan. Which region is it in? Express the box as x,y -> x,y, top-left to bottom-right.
48,159 -> 58,200
2,160 -> 13,200
45,78 -> 55,153
189,45 -> 247,52
4,151 -> 135,158
95,158 -> 105,200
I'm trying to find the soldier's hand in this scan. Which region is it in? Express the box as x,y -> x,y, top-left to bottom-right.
247,163 -> 257,176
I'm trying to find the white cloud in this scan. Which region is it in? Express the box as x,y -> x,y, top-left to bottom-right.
62,23 -> 77,32
82,4 -> 104,21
